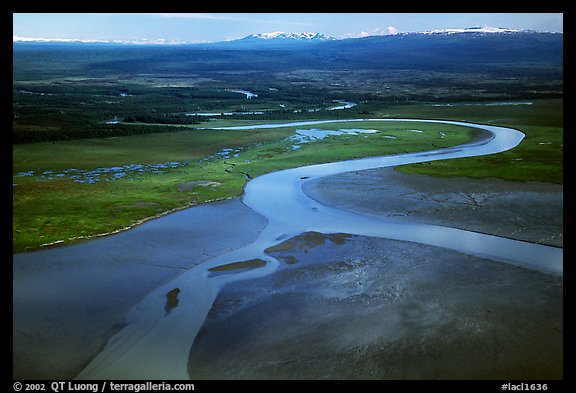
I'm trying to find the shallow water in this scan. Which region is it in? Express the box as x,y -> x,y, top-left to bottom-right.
73,119 -> 562,380
188,234 -> 562,379
189,100 -> 357,117
242,119 -> 562,274
13,198 -> 268,379
15,161 -> 187,184
287,127 -> 379,150
226,89 -> 258,99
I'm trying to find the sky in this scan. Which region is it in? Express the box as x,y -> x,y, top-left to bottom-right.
13,13 -> 563,44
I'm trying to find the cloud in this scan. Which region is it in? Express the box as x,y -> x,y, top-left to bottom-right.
13,35 -> 104,43
151,13 -> 314,26
12,34 -> 195,45
153,13 -> 240,21
387,26 -> 400,35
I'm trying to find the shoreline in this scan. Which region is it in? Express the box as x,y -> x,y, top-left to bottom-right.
14,119 -> 562,379
13,197 -> 268,379
35,196 -> 238,251
14,118 -> 525,254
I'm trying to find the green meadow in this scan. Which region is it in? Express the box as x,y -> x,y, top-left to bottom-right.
385,99 -> 563,184
13,100 -> 562,252
13,120 -> 475,251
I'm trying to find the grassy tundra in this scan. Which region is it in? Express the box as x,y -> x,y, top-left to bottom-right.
13,40 -> 562,252
13,119 -> 480,251
13,99 -> 562,252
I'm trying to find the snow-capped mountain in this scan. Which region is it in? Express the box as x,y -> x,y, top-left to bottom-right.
207,31 -> 338,48
242,32 -> 336,41
418,26 -> 521,35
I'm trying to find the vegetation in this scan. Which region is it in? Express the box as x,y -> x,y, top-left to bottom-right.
13,120 -> 480,251
13,41 -> 562,252
14,38 -> 561,143
390,100 -> 563,184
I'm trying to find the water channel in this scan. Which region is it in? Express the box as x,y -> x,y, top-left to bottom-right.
73,119 -> 562,379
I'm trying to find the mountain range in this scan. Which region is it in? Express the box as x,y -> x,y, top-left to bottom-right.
13,26 -> 561,46
13,27 -> 563,77
209,28 -> 563,68
240,31 -> 336,41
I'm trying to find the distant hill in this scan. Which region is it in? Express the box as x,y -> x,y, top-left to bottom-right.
193,28 -> 562,69
322,29 -> 563,68
13,28 -> 562,76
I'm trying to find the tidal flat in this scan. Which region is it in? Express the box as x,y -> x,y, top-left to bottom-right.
14,120 -> 563,380
185,165 -> 563,380
303,167 -> 563,247
13,33 -> 563,380
188,232 -> 562,380
12,198 -> 267,379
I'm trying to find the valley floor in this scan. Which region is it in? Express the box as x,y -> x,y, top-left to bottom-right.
13,167 -> 563,379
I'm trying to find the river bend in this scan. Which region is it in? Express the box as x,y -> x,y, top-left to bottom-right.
76,119 -> 563,380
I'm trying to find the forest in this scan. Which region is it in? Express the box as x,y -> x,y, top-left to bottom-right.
13,32 -> 562,143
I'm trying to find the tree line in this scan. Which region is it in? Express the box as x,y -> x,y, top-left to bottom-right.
122,114 -> 203,125
13,124 -> 184,144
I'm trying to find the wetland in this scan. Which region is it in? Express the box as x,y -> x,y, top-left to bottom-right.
13,33 -> 563,380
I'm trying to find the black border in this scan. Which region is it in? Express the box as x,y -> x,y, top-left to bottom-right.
8,2 -> 571,390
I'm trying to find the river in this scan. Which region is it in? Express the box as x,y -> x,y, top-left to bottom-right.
73,119 -> 562,380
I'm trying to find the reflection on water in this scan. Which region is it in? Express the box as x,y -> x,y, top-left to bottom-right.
75,119 -> 562,380
226,89 -> 258,99
243,119 -> 562,275
188,100 -> 357,117
287,127 -> 379,150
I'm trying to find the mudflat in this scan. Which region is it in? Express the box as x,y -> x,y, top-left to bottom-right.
13,198 -> 267,379
13,159 -> 563,380
303,167 -> 563,247
186,169 -> 563,379
188,232 -> 563,379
